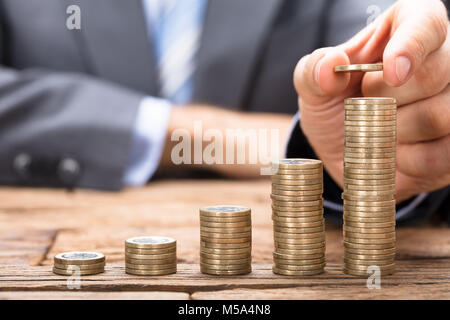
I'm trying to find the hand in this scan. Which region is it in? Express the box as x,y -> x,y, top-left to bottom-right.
293,0 -> 450,203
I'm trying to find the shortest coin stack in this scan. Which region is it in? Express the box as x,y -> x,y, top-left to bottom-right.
271,159 -> 326,276
200,205 -> 252,276
125,236 -> 177,276
53,252 -> 105,276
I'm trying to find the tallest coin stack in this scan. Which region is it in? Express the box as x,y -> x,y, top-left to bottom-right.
342,97 -> 397,276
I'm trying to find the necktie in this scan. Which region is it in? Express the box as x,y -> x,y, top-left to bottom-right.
154,0 -> 207,104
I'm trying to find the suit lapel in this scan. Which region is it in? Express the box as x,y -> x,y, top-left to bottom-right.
72,0 -> 158,95
193,0 -> 283,108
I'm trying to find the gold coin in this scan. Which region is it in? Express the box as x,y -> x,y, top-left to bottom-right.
345,247 -> 396,255
346,110 -> 397,116
344,231 -> 395,239
52,267 -> 104,276
344,178 -> 395,186
345,141 -> 396,148
274,262 -> 325,271
344,221 -> 395,228
271,178 -> 323,186
344,258 -> 394,267
344,217 -> 396,225
343,199 -> 396,207
274,234 -> 325,243
345,183 -> 395,191
345,252 -> 395,260
274,225 -> 324,234
344,147 -> 396,154
344,212 -> 395,220
54,252 -> 105,265
200,267 -> 251,276
272,183 -> 323,191
200,221 -> 251,228
125,258 -> 176,265
343,190 -> 395,198
201,241 -> 251,249
273,252 -> 324,260
200,246 -> 251,255
200,231 -> 251,239
270,168 -> 322,175
270,194 -> 323,202
273,220 -> 324,228
274,241 -> 325,250
125,247 -> 176,255
345,97 -> 396,104
345,131 -> 396,137
53,262 -> 105,270
274,229 -> 324,238
274,247 -> 325,255
272,159 -> 322,169
342,194 -> 394,202
274,237 -> 325,245
200,262 -> 250,271
200,236 -> 251,244
199,215 -> 251,223
344,173 -> 396,181
125,236 -> 176,249
200,252 -> 251,260
200,205 -> 251,217
125,267 -> 176,276
344,157 -> 395,165
343,267 -> 394,277
271,173 -> 323,181
344,237 -> 395,245
271,189 -> 323,197
345,120 -> 396,127
345,115 -> 396,121
343,240 -> 395,250
275,257 -> 325,265
201,226 -> 251,233
272,204 -> 323,212
272,199 -> 323,207
200,257 -> 251,265
125,262 -> 176,270
343,225 -> 395,234
125,252 -> 176,260
344,205 -> 396,213
344,152 -> 396,160
272,213 -> 323,222
334,63 -> 383,73
272,266 -> 324,276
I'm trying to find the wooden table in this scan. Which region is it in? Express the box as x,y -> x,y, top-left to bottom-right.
0,180 -> 449,300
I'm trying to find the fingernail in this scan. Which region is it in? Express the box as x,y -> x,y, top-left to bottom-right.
314,58 -> 323,86
395,56 -> 411,83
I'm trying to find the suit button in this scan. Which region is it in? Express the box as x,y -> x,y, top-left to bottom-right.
13,153 -> 32,180
58,158 -> 81,186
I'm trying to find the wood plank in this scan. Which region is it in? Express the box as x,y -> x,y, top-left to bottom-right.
0,261 -> 448,296
0,291 -> 189,300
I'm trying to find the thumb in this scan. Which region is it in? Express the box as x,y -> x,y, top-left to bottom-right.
293,47 -> 351,107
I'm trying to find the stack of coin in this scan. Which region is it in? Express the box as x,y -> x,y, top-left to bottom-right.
271,159 -> 326,276
53,252 -> 105,276
343,97 -> 397,276
125,236 -> 177,276
200,206 -> 252,275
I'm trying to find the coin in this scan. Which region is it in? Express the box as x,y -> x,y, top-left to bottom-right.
272,159 -> 322,169
273,220 -> 324,228
343,267 -> 394,276
125,247 -> 176,255
200,262 -> 250,271
201,241 -> 251,249
345,247 -> 396,255
272,266 -> 324,276
344,147 -> 396,154
125,252 -> 175,260
345,237 -> 395,244
201,257 -> 252,265
345,252 -> 395,260
345,97 -> 396,104
334,63 -> 383,73
274,263 -> 325,271
343,226 -> 395,234
274,225 -> 324,234
271,178 -> 323,186
270,194 -> 323,202
201,226 -> 251,233
270,168 -> 323,175
345,131 -> 396,137
125,236 -> 176,249
346,110 -> 397,116
344,258 -> 394,266
344,216 -> 396,224
200,236 -> 251,244
53,262 -> 105,270
273,252 -> 324,260
125,262 -> 177,270
345,120 -> 396,127
200,205 -> 251,217
200,252 -> 250,260
125,258 -> 176,265
272,181 -> 323,192
199,216 -> 251,224
343,199 -> 396,207
125,267 -> 176,276
274,237 -> 325,245
272,204 -> 323,212
54,252 -> 105,265
344,221 -> 395,228
200,267 -> 251,275
272,214 -> 323,222
344,173 -> 396,180
200,231 -> 251,239
200,246 -> 251,255
275,257 -> 325,265
345,141 -> 396,148
344,230 -> 395,239
274,241 -> 325,250
344,178 -> 395,185
200,221 -> 251,228
271,189 -> 323,196
345,183 -> 395,191
342,194 -> 394,202
272,199 -> 323,207
345,115 -> 396,121
274,247 -> 325,255
52,267 -> 104,276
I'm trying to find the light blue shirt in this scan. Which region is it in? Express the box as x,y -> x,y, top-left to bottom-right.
124,0 -> 207,186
